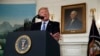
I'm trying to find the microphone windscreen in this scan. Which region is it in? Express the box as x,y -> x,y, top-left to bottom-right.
37,15 -> 44,19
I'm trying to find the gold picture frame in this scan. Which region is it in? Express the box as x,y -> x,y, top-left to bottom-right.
61,3 -> 86,34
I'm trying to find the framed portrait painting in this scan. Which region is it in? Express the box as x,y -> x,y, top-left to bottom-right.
61,3 -> 86,34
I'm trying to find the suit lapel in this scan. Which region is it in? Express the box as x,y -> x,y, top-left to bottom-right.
37,22 -> 42,30
46,21 -> 52,31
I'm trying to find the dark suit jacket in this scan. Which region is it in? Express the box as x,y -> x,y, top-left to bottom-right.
31,21 -> 60,34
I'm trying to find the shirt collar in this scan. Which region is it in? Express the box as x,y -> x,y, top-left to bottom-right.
42,20 -> 49,24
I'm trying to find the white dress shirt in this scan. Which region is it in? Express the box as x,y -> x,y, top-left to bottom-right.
41,21 -> 49,30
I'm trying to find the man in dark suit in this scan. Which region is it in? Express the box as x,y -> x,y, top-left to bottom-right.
31,7 -> 60,56
31,7 -> 60,41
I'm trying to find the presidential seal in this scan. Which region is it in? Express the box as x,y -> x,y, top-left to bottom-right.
15,35 -> 31,54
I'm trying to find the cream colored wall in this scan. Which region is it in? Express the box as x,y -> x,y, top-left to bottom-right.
36,0 -> 99,43
36,0 -> 100,56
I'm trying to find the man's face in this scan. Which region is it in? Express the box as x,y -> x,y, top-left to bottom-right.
70,11 -> 77,19
38,9 -> 49,21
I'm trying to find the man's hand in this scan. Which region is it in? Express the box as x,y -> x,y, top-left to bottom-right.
50,32 -> 60,41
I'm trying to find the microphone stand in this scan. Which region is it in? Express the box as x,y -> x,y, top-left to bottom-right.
32,15 -> 38,23
32,15 -> 44,23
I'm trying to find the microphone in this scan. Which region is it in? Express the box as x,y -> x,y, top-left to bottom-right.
32,15 -> 44,23
37,15 -> 44,19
